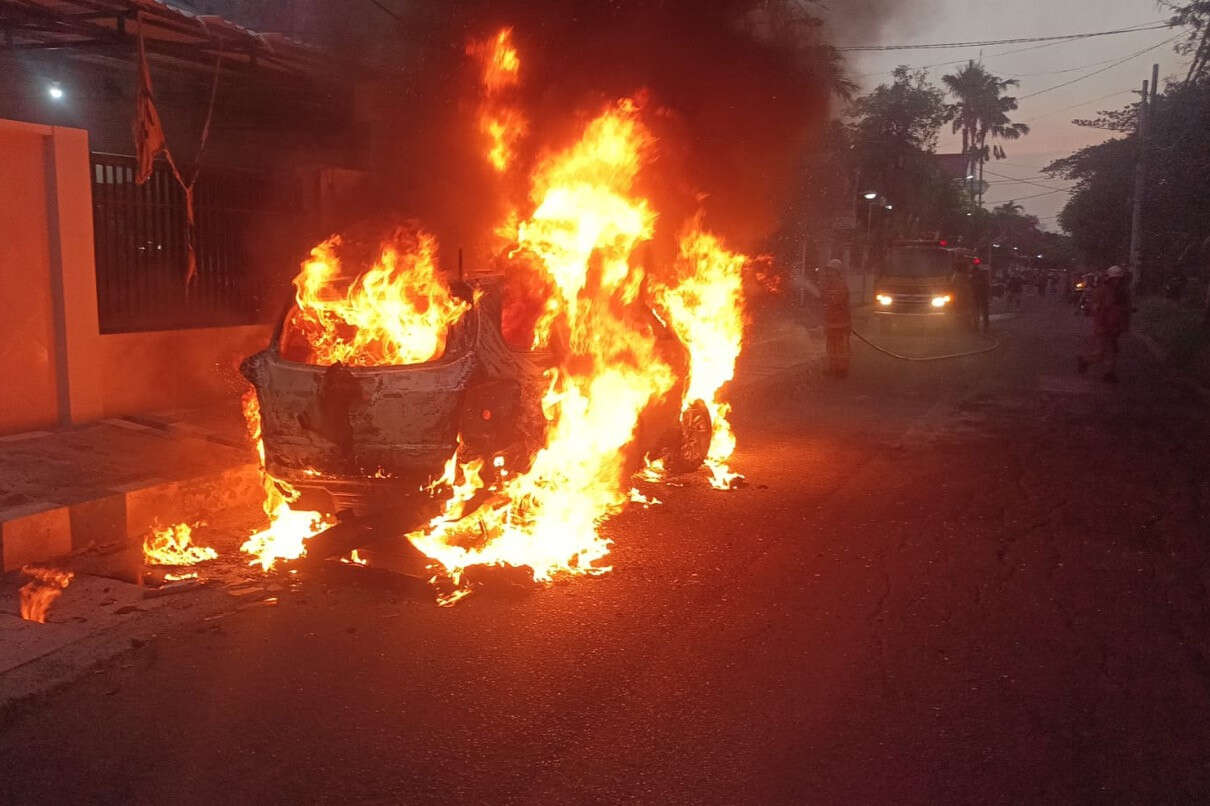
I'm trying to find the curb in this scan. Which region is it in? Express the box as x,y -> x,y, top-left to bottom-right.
0,463 -> 262,573
0,412 -> 261,574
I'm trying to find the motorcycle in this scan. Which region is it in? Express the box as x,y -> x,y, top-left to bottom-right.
1075,274 -> 1096,316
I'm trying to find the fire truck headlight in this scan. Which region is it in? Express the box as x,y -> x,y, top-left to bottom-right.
876,294 -> 893,307
931,295 -> 951,308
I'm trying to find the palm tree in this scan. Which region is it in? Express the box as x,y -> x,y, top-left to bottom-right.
942,61 -> 1030,207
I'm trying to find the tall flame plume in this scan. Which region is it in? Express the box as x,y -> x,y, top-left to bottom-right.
654,223 -> 748,489
469,27 -> 527,173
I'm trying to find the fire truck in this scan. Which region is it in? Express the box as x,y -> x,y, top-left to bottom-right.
873,239 -> 980,328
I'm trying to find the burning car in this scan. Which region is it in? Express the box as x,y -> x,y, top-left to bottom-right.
240,272 -> 712,523
234,51 -> 749,585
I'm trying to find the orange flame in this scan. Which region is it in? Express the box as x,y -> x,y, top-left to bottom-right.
408,98 -> 677,586
19,566 -> 73,623
470,28 -> 527,172
239,391 -> 331,570
654,222 -> 748,488
284,227 -> 470,367
517,98 -> 656,346
470,27 -> 521,92
143,522 -> 217,566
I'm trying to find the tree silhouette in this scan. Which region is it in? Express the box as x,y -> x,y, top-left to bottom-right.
942,61 -> 1030,207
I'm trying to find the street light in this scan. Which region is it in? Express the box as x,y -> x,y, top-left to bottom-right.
47,82 -> 64,101
862,193 -> 885,235
860,192 -> 884,303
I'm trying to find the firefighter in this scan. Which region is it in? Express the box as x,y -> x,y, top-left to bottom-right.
806,259 -> 852,377
1077,265 -> 1131,382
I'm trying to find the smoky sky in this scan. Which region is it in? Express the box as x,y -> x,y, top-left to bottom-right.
348,0 -> 911,265
174,0 -> 913,261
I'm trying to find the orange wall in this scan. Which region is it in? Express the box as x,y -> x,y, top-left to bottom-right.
0,118 -> 274,434
0,124 -> 59,432
98,325 -> 270,417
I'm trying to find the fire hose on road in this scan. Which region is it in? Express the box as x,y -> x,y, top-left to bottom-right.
849,327 -> 1001,362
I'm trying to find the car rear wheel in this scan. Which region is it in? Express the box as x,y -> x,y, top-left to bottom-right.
666,399 -> 712,474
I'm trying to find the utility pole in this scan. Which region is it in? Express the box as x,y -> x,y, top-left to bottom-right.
1128,64 -> 1159,290
1128,78 -> 1148,289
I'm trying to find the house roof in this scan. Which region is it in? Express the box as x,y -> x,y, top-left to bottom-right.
0,0 -> 367,80
930,152 -> 969,181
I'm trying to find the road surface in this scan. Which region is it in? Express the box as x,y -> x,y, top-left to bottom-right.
2,299 -> 1208,804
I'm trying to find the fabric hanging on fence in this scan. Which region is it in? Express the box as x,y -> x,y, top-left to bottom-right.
130,15 -> 223,287
132,22 -> 166,184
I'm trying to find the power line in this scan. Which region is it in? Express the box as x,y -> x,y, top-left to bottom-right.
1008,54 -> 1149,78
851,24 -> 1172,80
1017,34 -> 1181,100
981,169 -> 1066,180
984,188 -> 1072,204
1023,89 -> 1135,122
365,0 -> 402,22
983,168 -> 1072,192
837,21 -> 1170,52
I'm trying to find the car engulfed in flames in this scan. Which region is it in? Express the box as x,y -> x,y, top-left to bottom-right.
240,268 -> 712,519
233,30 -> 752,597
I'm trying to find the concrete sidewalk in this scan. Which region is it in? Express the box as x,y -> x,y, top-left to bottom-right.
0,399 -> 279,709
0,400 -> 262,573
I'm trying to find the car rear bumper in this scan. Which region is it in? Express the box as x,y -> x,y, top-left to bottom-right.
240,338 -> 478,514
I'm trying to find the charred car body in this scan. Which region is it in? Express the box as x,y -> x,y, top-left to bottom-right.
241,281 -> 711,522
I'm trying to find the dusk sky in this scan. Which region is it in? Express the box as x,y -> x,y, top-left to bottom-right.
830,0 -> 1189,230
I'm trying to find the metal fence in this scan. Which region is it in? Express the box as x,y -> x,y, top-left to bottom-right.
91,153 -> 298,333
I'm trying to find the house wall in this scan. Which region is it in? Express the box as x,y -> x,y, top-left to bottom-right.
98,325 -> 269,418
0,118 -> 271,435
0,121 -> 60,433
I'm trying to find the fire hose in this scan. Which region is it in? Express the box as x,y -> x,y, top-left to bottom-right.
849,327 -> 1001,362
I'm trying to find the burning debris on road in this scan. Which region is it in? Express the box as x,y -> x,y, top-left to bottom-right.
19,566 -> 74,624
143,522 -> 218,568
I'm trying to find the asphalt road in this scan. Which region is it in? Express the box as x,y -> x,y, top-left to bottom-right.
2,298 -> 1208,804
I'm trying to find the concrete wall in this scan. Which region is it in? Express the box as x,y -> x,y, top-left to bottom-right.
0,118 -> 271,435
99,325 -> 269,418
0,119 -> 98,431
0,121 -> 60,433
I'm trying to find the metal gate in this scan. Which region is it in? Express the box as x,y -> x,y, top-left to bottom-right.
90,153 -> 296,333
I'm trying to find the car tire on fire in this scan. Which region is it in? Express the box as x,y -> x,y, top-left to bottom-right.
666,399 -> 712,474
